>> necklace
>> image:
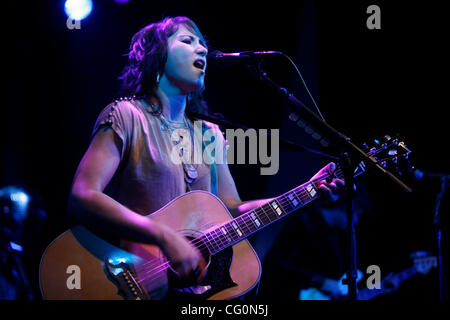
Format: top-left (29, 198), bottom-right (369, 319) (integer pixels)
top-left (145, 99), bottom-right (199, 185)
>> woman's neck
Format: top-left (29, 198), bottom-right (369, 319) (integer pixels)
top-left (155, 76), bottom-right (187, 123)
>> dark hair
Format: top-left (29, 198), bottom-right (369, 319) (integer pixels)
top-left (119, 16), bottom-right (209, 115)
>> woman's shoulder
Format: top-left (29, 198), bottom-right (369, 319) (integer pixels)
top-left (93, 96), bottom-right (150, 133)
top-left (102, 96), bottom-right (145, 115)
top-left (98, 96), bottom-right (151, 124)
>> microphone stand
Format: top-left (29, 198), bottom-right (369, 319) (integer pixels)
top-left (244, 60), bottom-right (412, 300)
top-left (433, 176), bottom-right (449, 300)
top-left (187, 111), bottom-right (338, 160)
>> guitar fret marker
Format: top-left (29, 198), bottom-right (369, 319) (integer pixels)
top-left (288, 194), bottom-right (299, 207)
top-left (271, 201), bottom-right (283, 216)
top-left (306, 184), bottom-right (317, 198)
top-left (220, 227), bottom-right (232, 243)
top-left (250, 212), bottom-right (261, 227)
top-left (232, 222), bottom-right (243, 237)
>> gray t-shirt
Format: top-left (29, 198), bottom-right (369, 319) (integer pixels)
top-left (92, 97), bottom-right (224, 216)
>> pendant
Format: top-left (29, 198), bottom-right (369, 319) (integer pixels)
top-left (183, 163), bottom-right (198, 184)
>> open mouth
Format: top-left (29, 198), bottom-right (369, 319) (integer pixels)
top-left (193, 59), bottom-right (206, 70)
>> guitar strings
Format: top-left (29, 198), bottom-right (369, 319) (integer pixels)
top-left (135, 180), bottom-right (333, 284)
top-left (139, 168), bottom-right (343, 270)
top-left (200, 145), bottom-right (383, 253)
top-left (133, 145), bottom-right (395, 284)
top-left (135, 170), bottom-right (334, 275)
top-left (136, 262), bottom-right (171, 284)
top-left (188, 167), bottom-right (345, 252)
top-left (140, 167), bottom-right (343, 270)
top-left (134, 168), bottom-right (346, 283)
top-left (136, 173), bottom-right (348, 284)
top-left (182, 167), bottom-right (343, 257)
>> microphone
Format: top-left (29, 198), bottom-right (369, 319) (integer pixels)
top-left (207, 50), bottom-right (283, 63)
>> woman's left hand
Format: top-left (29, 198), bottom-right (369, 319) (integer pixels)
top-left (310, 162), bottom-right (346, 202)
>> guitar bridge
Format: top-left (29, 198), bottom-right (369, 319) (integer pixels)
top-left (105, 259), bottom-right (149, 300)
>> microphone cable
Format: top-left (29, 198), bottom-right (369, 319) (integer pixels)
top-left (279, 52), bottom-right (326, 123)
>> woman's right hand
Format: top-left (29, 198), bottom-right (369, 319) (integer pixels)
top-left (158, 224), bottom-right (206, 286)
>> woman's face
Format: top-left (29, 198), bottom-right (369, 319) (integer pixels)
top-left (163, 24), bottom-right (208, 95)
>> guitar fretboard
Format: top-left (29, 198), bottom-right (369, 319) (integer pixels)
top-left (197, 176), bottom-right (332, 255)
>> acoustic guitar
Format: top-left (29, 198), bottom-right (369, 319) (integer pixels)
top-left (39, 136), bottom-right (411, 300)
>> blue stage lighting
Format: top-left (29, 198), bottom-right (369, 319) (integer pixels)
top-left (64, 0), bottom-right (93, 21)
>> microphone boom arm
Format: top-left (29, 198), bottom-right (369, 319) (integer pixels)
top-left (248, 62), bottom-right (413, 193)
top-left (245, 58), bottom-right (412, 302)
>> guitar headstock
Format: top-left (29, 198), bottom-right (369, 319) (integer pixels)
top-left (411, 251), bottom-right (437, 275)
top-left (354, 135), bottom-right (413, 178)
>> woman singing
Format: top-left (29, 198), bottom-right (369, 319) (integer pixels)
top-left (68, 16), bottom-right (345, 291)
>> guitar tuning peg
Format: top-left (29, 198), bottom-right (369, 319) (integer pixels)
top-left (398, 141), bottom-right (411, 154)
top-left (388, 149), bottom-right (398, 156)
top-left (384, 135), bottom-right (392, 142)
top-left (362, 143), bottom-right (369, 151)
top-left (374, 139), bottom-right (380, 146)
top-left (289, 112), bottom-right (299, 122)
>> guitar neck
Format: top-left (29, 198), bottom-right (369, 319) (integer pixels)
top-left (199, 177), bottom-right (327, 255)
top-left (394, 266), bottom-right (418, 283)
top-left (357, 266), bottom-right (418, 300)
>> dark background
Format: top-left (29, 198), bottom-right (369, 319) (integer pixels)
top-left (2, 0), bottom-right (448, 300)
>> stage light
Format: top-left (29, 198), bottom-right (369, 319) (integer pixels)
top-left (0, 186), bottom-right (31, 229)
top-left (10, 190), bottom-right (29, 208)
top-left (64, 0), bottom-right (93, 21)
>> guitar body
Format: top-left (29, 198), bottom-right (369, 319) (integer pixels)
top-left (39, 191), bottom-right (261, 300)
